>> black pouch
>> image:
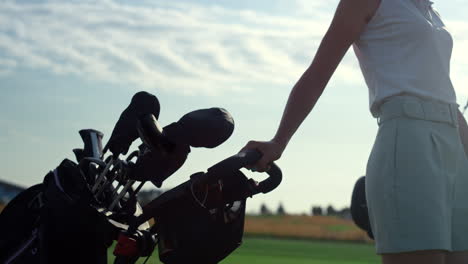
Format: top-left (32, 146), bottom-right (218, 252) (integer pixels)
top-left (156, 172), bottom-right (248, 264)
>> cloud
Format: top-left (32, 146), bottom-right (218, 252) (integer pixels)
top-left (0, 0), bottom-right (466, 97)
top-left (0, 0), bottom-right (351, 96)
top-left (293, 0), bottom-right (337, 17)
top-left (0, 57), bottom-right (17, 75)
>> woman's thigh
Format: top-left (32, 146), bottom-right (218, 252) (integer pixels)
top-left (445, 251), bottom-right (468, 264)
top-left (366, 117), bottom-right (454, 253)
top-left (382, 250), bottom-right (446, 264)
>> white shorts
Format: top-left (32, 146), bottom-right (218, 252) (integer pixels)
top-left (366, 95), bottom-right (468, 254)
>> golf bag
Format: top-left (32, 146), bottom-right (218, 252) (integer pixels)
top-left (0, 91), bottom-right (282, 264)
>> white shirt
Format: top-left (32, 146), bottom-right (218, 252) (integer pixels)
top-left (353, 0), bottom-right (456, 117)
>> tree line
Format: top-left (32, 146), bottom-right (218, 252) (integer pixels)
top-left (259, 203), bottom-right (351, 219)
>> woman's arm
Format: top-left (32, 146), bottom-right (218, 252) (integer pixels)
top-left (243, 0), bottom-right (380, 171)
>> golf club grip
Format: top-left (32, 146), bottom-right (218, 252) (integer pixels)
top-left (137, 114), bottom-right (174, 153)
top-left (206, 149), bottom-right (282, 194)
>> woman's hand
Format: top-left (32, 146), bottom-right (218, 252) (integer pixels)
top-left (241, 139), bottom-right (286, 172)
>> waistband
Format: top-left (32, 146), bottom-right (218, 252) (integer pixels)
top-left (376, 95), bottom-right (458, 127)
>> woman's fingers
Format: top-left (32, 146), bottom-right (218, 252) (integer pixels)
top-left (240, 140), bottom-right (260, 153)
top-left (254, 155), bottom-right (272, 172)
top-left (240, 140), bottom-right (281, 172)
top-left (240, 141), bottom-right (261, 170)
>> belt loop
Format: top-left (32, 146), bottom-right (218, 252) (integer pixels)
top-left (421, 99), bottom-right (428, 121)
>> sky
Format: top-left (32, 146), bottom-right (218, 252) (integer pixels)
top-left (1, 0), bottom-right (467, 214)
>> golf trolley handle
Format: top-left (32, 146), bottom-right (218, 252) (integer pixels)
top-left (206, 149), bottom-right (282, 195)
top-left (131, 150), bottom-right (282, 230)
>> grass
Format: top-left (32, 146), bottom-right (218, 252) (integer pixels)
top-left (244, 215), bottom-right (372, 242)
top-left (326, 224), bottom-right (356, 232)
top-left (223, 237), bottom-right (379, 264)
top-left (108, 237), bottom-right (380, 264)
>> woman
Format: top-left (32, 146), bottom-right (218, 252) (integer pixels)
top-left (242, 0), bottom-right (468, 263)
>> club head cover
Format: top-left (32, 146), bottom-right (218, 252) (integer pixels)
top-left (163, 108), bottom-right (234, 149)
top-left (129, 143), bottom-right (190, 187)
top-left (106, 91), bottom-right (161, 155)
top-left (350, 176), bottom-right (374, 240)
